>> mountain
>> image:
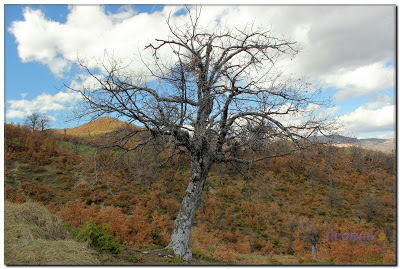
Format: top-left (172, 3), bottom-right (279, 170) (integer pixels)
top-left (54, 117), bottom-right (395, 153)
top-left (358, 138), bottom-right (395, 153)
top-left (53, 116), bottom-right (136, 137)
top-left (313, 135), bottom-right (395, 154)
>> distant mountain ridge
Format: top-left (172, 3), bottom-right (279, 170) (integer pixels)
top-left (315, 134), bottom-right (395, 154)
top-left (54, 117), bottom-right (395, 153)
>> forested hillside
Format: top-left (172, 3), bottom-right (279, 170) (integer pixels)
top-left (5, 120), bottom-right (396, 265)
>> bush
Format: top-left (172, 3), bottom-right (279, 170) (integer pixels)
top-left (151, 231), bottom-right (164, 247)
top-left (75, 220), bottom-right (121, 255)
top-left (130, 254), bottom-right (139, 263)
top-left (192, 249), bottom-right (205, 260)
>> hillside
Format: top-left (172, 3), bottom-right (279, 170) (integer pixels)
top-left (358, 138), bottom-right (395, 153)
top-left (56, 117), bottom-right (396, 153)
top-left (53, 116), bottom-right (137, 137)
top-left (5, 122), bottom-right (396, 265)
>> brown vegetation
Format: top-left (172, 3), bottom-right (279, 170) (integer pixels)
top-left (4, 121), bottom-right (396, 264)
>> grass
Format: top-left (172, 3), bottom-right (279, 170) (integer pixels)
top-left (57, 140), bottom-right (97, 156)
top-left (5, 239), bottom-right (100, 265)
top-left (5, 201), bottom-right (100, 265)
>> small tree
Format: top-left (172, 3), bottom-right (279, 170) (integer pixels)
top-left (37, 114), bottom-right (52, 131)
top-left (299, 220), bottom-right (321, 260)
top-left (69, 7), bottom-right (336, 262)
top-left (24, 113), bottom-right (51, 131)
top-left (326, 186), bottom-right (341, 209)
top-left (24, 113), bottom-right (41, 131)
top-left (358, 194), bottom-right (384, 223)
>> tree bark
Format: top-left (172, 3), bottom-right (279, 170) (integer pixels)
top-left (166, 155), bottom-right (212, 262)
top-left (311, 244), bottom-right (317, 260)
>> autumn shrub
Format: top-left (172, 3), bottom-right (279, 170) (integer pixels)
top-left (22, 183), bottom-right (53, 203)
top-left (382, 249), bottom-right (395, 264)
top-left (5, 186), bottom-right (17, 202)
top-left (60, 202), bottom-right (100, 227)
top-left (15, 192), bottom-right (27, 203)
top-left (214, 244), bottom-right (236, 263)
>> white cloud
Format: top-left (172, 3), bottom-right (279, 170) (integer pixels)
top-left (339, 100), bottom-right (395, 135)
top-left (7, 5), bottom-right (396, 136)
top-left (325, 62), bottom-right (395, 102)
top-left (6, 90), bottom-right (81, 119)
top-left (358, 131), bottom-right (395, 140)
top-left (374, 131), bottom-right (395, 139)
top-left (9, 5), bottom-right (181, 77)
top-left (6, 110), bottom-right (26, 119)
top-left (9, 6), bottom-right (395, 82)
top-left (107, 5), bottom-right (138, 23)
top-left (69, 74), bottom-right (105, 92)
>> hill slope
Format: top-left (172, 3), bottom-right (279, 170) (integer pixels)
top-left (53, 116), bottom-right (136, 137)
top-left (5, 123), bottom-right (396, 265)
top-left (59, 117), bottom-right (395, 153)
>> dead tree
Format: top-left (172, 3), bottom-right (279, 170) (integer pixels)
top-left (69, 7), bottom-right (336, 262)
top-left (299, 221), bottom-right (321, 260)
top-left (37, 114), bottom-right (52, 131)
top-left (24, 113), bottom-right (51, 131)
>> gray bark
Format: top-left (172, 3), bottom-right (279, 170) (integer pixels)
top-left (166, 154), bottom-right (212, 262)
top-left (311, 244), bottom-right (317, 260)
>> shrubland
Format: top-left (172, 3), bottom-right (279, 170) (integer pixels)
top-left (4, 121), bottom-right (396, 264)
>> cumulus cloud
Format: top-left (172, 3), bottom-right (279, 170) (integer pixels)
top-left (339, 99), bottom-right (395, 135)
top-left (9, 6), bottom-right (395, 82)
top-left (7, 5), bottom-right (395, 136)
top-left (6, 90), bottom-right (81, 119)
top-left (373, 131), bottom-right (396, 139)
top-left (8, 5), bottom-right (181, 77)
top-left (325, 62), bottom-right (395, 102)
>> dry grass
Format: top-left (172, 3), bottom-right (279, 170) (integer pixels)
top-left (5, 201), bottom-right (100, 265)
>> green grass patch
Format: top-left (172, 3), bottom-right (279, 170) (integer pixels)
top-left (57, 140), bottom-right (97, 156)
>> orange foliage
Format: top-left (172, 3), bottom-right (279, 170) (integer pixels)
top-left (4, 123), bottom-right (396, 264)
top-left (214, 244), bottom-right (236, 263)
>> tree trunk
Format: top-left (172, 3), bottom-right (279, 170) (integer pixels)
top-left (311, 244), bottom-right (317, 260)
top-left (166, 156), bottom-right (211, 262)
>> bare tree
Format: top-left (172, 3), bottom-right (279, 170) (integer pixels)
top-left (69, 8), bottom-right (336, 262)
top-left (326, 185), bottom-right (342, 211)
top-left (358, 194), bottom-right (384, 223)
top-left (24, 113), bottom-right (40, 131)
top-left (299, 221), bottom-right (321, 260)
top-left (24, 113), bottom-right (51, 131)
top-left (37, 114), bottom-right (52, 131)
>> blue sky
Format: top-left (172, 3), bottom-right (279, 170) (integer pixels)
top-left (4, 5), bottom-right (396, 138)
